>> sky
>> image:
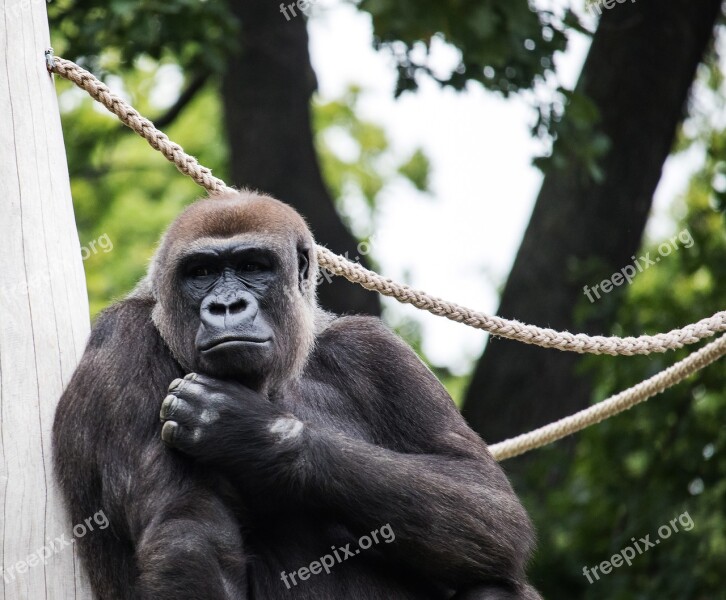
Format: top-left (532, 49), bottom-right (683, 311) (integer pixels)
top-left (306, 0), bottom-right (706, 373)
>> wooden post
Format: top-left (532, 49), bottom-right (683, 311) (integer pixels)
top-left (0, 0), bottom-right (93, 598)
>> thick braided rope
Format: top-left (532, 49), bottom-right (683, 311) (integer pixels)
top-left (51, 57), bottom-right (232, 194)
top-left (48, 55), bottom-right (726, 356)
top-left (489, 333), bottom-right (726, 460)
top-left (317, 248), bottom-right (726, 355)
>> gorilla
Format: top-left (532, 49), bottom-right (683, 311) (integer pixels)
top-left (53, 191), bottom-right (541, 600)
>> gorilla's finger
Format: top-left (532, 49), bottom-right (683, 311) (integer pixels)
top-left (167, 378), bottom-right (185, 393)
top-left (184, 372), bottom-right (218, 389)
top-left (167, 373), bottom-right (199, 394)
top-left (167, 380), bottom-right (209, 406)
top-left (161, 420), bottom-right (180, 445)
top-left (161, 420), bottom-right (201, 454)
top-left (186, 373), bottom-right (251, 399)
top-left (173, 374), bottom-right (233, 403)
top-left (160, 394), bottom-right (180, 421)
top-left (177, 372), bottom-right (214, 393)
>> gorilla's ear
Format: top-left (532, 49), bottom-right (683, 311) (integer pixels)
top-left (297, 246), bottom-right (311, 288)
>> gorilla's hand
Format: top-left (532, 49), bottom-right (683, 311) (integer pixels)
top-left (159, 373), bottom-right (308, 489)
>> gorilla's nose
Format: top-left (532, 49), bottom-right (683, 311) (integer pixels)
top-left (200, 291), bottom-right (258, 329)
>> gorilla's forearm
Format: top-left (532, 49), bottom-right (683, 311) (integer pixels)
top-left (160, 393), bottom-right (533, 589)
top-left (301, 428), bottom-right (535, 588)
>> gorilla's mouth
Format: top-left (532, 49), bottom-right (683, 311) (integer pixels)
top-left (199, 337), bottom-right (272, 352)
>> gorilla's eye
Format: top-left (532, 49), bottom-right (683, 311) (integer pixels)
top-left (240, 261), bottom-right (269, 273)
top-left (189, 266), bottom-right (214, 278)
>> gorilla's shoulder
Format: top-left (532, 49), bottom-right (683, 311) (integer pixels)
top-left (308, 315), bottom-right (451, 419)
top-left (87, 297), bottom-right (157, 351)
top-left (312, 314), bottom-right (421, 372)
top-left (317, 314), bottom-right (402, 347)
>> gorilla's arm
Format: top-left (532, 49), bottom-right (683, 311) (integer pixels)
top-left (303, 317), bottom-right (535, 589)
top-left (53, 299), bottom-right (247, 600)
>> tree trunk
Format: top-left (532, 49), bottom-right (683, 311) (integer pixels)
top-left (0, 2), bottom-right (93, 598)
top-left (222, 0), bottom-right (380, 316)
top-left (462, 0), bottom-right (723, 446)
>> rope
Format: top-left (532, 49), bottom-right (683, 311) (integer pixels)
top-left (50, 57), bottom-right (231, 194)
top-left (317, 248), bottom-right (726, 355)
top-left (47, 54), bottom-right (726, 459)
top-left (489, 333), bottom-right (726, 460)
top-left (48, 55), bottom-right (726, 356)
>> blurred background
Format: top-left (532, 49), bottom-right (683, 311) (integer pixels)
top-left (49, 0), bottom-right (726, 597)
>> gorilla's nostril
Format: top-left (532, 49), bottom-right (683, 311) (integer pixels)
top-left (208, 302), bottom-right (227, 317)
top-left (228, 298), bottom-right (247, 314)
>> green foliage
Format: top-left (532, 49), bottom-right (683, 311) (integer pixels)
top-left (50, 0), bottom-right (580, 104)
top-left (357, 0), bottom-right (573, 96)
top-left (533, 88), bottom-right (611, 181)
top-left (50, 0), bottom-right (597, 174)
top-left (521, 168), bottom-right (726, 598)
top-left (359, 0), bottom-right (607, 177)
top-left (48, 0), bottom-right (237, 74)
top-left (397, 149), bottom-right (431, 192)
top-left (313, 86), bottom-right (431, 235)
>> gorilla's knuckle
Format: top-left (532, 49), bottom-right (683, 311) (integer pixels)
top-left (190, 406), bottom-right (221, 431)
top-left (190, 427), bottom-right (205, 445)
top-left (269, 416), bottom-right (304, 442)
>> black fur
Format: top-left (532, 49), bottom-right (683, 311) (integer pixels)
top-left (53, 192), bottom-right (541, 599)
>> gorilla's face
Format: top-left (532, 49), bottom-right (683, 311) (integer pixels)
top-left (180, 241), bottom-right (279, 383)
top-left (151, 193), bottom-right (318, 391)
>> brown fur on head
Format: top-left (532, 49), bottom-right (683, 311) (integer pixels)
top-left (148, 190), bottom-right (319, 390)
